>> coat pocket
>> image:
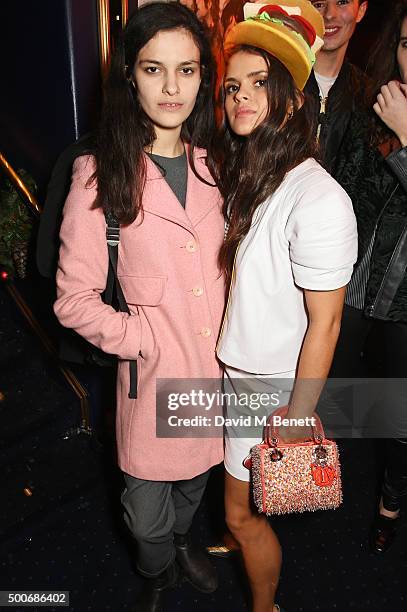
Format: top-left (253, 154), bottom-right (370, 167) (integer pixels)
top-left (118, 275), bottom-right (167, 306)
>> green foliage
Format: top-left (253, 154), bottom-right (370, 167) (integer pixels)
top-left (0, 169), bottom-right (36, 276)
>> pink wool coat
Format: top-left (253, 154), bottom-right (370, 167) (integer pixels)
top-left (54, 150), bottom-right (225, 480)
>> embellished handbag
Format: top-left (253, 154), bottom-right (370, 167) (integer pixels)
top-left (243, 406), bottom-right (342, 515)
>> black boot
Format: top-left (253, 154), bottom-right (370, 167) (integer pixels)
top-left (369, 513), bottom-right (400, 554)
top-left (174, 532), bottom-right (218, 593)
top-left (136, 562), bottom-right (179, 612)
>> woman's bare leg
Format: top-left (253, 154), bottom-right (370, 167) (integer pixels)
top-left (225, 472), bottom-right (281, 612)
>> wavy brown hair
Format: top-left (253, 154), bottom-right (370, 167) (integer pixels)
top-left (215, 46), bottom-right (318, 280)
top-left (92, 2), bottom-right (216, 225)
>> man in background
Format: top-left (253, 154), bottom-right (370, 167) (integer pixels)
top-left (305, 0), bottom-right (368, 173)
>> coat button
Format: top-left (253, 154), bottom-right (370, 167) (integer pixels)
top-left (200, 327), bottom-right (212, 338)
top-left (186, 240), bottom-right (197, 253)
top-left (192, 287), bottom-right (204, 297)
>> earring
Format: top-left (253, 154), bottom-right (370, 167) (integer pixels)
top-left (128, 77), bottom-right (136, 92)
top-left (287, 110), bottom-right (294, 120)
top-left (125, 64), bottom-right (135, 89)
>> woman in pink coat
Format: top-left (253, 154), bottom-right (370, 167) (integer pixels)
top-left (54, 3), bottom-right (224, 610)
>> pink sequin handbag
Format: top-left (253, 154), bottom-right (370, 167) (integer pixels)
top-left (243, 406), bottom-right (342, 515)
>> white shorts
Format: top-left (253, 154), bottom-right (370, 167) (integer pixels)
top-left (223, 365), bottom-right (295, 482)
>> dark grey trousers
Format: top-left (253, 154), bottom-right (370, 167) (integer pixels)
top-left (121, 469), bottom-right (210, 577)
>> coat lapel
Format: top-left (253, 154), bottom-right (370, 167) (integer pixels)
top-left (185, 150), bottom-right (221, 227)
top-left (142, 148), bottom-right (220, 233)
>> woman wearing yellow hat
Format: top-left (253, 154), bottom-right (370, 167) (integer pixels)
top-left (213, 2), bottom-right (358, 610)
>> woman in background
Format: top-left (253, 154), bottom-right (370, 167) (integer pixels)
top-left (332, 0), bottom-right (407, 554)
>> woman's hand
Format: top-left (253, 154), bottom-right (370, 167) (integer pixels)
top-left (278, 423), bottom-right (313, 442)
top-left (373, 80), bottom-right (407, 146)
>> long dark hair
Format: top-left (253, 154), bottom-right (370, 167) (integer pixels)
top-left (367, 0), bottom-right (407, 144)
top-left (216, 46), bottom-right (317, 280)
top-left (368, 0), bottom-right (407, 89)
top-left (92, 2), bottom-right (216, 224)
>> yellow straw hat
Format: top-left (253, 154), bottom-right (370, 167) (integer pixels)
top-left (224, 1), bottom-right (325, 90)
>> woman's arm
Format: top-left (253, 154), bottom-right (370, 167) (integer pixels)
top-left (281, 170), bottom-right (358, 441)
top-left (282, 287), bottom-right (345, 440)
top-left (54, 156), bottom-right (143, 360)
top-left (294, 286), bottom-right (345, 379)
top-left (36, 134), bottom-right (94, 278)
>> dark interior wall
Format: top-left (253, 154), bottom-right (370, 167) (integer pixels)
top-left (128, 0), bottom-right (139, 18)
top-left (0, 0), bottom-right (390, 196)
top-left (347, 0), bottom-right (388, 70)
top-left (1, 0), bottom-right (101, 195)
top-left (69, 1), bottom-right (101, 138)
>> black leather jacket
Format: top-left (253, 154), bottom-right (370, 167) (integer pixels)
top-left (305, 61), bottom-right (368, 173)
top-left (336, 112), bottom-right (407, 322)
top-left (365, 147), bottom-right (407, 320)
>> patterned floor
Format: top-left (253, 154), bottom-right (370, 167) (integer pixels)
top-left (1, 282), bottom-right (406, 612)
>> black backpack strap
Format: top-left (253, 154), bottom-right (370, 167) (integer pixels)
top-left (105, 211), bottom-right (138, 399)
top-left (105, 211), bottom-right (119, 306)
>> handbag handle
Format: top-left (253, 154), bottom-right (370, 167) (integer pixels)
top-left (264, 405), bottom-right (326, 447)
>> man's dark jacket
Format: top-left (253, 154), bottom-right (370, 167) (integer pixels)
top-left (305, 60), bottom-right (368, 174)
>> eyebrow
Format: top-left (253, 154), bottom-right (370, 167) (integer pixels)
top-left (138, 59), bottom-right (200, 66)
top-left (224, 70), bottom-right (268, 83)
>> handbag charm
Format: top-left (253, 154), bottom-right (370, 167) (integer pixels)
top-left (311, 441), bottom-right (337, 487)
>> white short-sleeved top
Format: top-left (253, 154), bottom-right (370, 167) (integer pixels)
top-left (216, 158), bottom-right (358, 374)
